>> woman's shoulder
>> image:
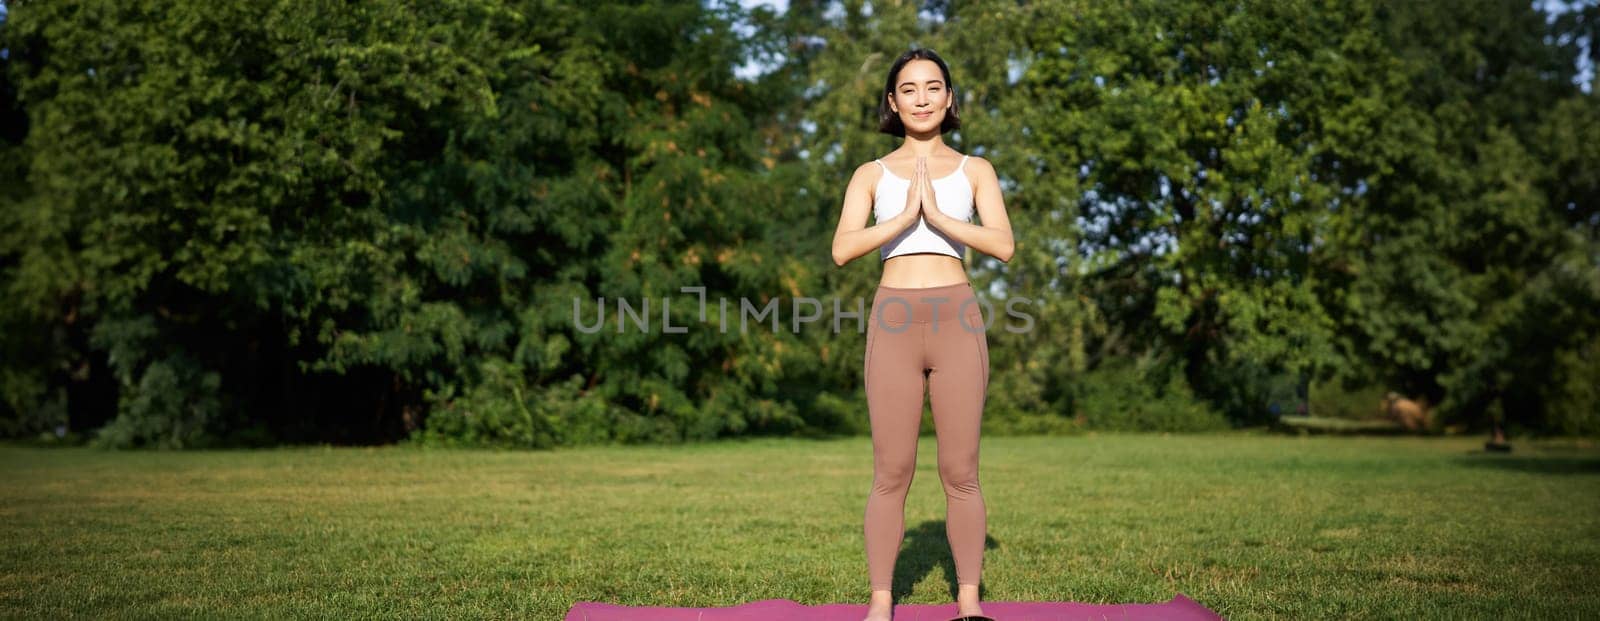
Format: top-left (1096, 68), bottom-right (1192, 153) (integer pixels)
top-left (849, 159), bottom-right (889, 199)
top-left (964, 153), bottom-right (994, 173)
top-left (855, 157), bottom-right (887, 171)
top-left (851, 158), bottom-right (888, 182)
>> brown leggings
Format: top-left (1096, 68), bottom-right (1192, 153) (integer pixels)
top-left (863, 281), bottom-right (990, 591)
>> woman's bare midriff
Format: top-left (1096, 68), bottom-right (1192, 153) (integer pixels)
top-left (880, 252), bottom-right (969, 288)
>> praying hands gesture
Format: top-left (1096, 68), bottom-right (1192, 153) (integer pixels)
top-left (915, 156), bottom-right (952, 230)
top-left (891, 156), bottom-right (927, 230)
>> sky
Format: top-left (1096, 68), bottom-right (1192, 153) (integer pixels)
top-left (734, 0), bottom-right (791, 81)
top-left (1540, 0), bottom-right (1597, 93)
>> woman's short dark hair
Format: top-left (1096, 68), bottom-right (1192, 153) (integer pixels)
top-left (877, 48), bottom-right (962, 137)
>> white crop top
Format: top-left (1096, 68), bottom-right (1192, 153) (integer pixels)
top-left (872, 155), bottom-right (975, 261)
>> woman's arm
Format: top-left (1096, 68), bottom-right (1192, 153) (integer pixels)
top-left (923, 156), bottom-right (1014, 263)
top-left (831, 163), bottom-right (919, 266)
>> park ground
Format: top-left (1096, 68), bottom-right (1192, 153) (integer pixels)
top-left (2, 432), bottom-right (1597, 619)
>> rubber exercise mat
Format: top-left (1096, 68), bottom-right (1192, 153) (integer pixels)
top-left (563, 594), bottom-right (1223, 620)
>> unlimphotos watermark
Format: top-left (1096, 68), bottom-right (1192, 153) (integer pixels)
top-left (573, 286), bottom-right (1037, 335)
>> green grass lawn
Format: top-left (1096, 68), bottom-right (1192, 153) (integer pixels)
top-left (2, 432), bottom-right (1597, 619)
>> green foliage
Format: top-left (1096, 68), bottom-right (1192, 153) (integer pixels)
top-left (989, 0), bottom-right (1598, 432)
top-left (1306, 1), bottom-right (1600, 436)
top-left (91, 353), bottom-right (223, 450)
top-left (0, 0), bottom-right (1595, 446)
top-left (1071, 355), bottom-right (1229, 432)
top-left (1542, 336), bottom-right (1600, 437)
top-left (1309, 379), bottom-right (1389, 421)
top-left (413, 362), bottom-right (633, 449)
top-left (993, 0), bottom-right (1353, 423)
top-left (0, 0), bottom-right (816, 446)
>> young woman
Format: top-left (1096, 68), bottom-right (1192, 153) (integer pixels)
top-left (830, 48), bottom-right (1014, 621)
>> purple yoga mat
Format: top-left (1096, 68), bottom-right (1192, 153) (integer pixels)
top-left (563, 595), bottom-right (1223, 621)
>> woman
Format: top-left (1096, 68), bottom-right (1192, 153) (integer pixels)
top-left (830, 48), bottom-right (1014, 621)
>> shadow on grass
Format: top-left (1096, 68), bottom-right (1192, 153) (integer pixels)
top-left (1453, 454), bottom-right (1600, 475)
top-left (888, 520), bottom-right (1001, 602)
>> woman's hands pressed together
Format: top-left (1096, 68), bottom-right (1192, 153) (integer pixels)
top-left (917, 156), bottom-right (950, 229)
top-left (893, 156), bottom-right (927, 230)
top-left (888, 154), bottom-right (961, 235)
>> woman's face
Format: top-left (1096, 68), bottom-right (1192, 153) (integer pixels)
top-left (888, 59), bottom-right (950, 133)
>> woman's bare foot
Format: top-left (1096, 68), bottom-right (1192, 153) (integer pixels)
top-left (863, 589), bottom-right (893, 621)
top-left (955, 583), bottom-right (984, 617)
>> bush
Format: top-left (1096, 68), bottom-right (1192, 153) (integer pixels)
top-left (1309, 378), bottom-right (1389, 420)
top-left (1072, 355), bottom-right (1230, 432)
top-left (1541, 340), bottom-right (1600, 436)
top-left (91, 354), bottom-right (223, 450)
top-left (412, 360), bottom-right (644, 449)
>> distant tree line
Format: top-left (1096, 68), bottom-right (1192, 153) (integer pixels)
top-left (0, 0), bottom-right (1595, 448)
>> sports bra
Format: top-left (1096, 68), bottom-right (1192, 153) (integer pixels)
top-left (872, 155), bottom-right (975, 261)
